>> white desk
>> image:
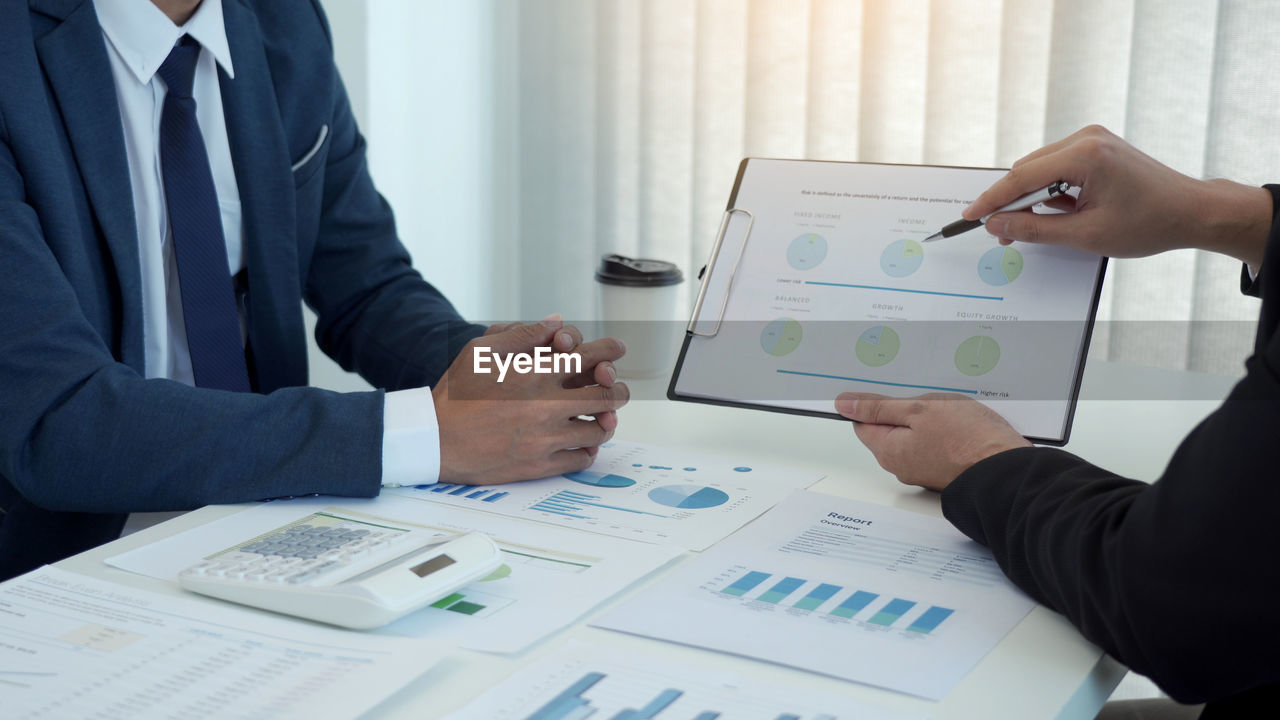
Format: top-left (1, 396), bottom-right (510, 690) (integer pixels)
top-left (56, 360), bottom-right (1237, 719)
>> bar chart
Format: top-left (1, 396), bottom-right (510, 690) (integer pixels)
top-left (415, 483), bottom-right (510, 503)
top-left (444, 642), bottom-right (921, 720)
top-left (594, 493), bottom-right (1039, 700)
top-left (530, 490), bottom-right (672, 520)
top-left (427, 586), bottom-right (514, 618)
top-left (712, 567), bottom-right (956, 636)
top-left (521, 671), bottom-right (840, 720)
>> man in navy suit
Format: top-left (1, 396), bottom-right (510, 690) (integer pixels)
top-left (0, 0), bottom-right (627, 579)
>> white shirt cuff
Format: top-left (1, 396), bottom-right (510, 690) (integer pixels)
top-left (381, 386), bottom-right (441, 487)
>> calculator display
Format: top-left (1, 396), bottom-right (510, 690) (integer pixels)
top-left (410, 554), bottom-right (456, 578)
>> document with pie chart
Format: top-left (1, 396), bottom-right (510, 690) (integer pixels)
top-left (671, 159), bottom-right (1107, 444)
top-left (388, 441), bottom-right (822, 551)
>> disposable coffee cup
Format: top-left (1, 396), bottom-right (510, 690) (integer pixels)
top-left (594, 254), bottom-right (685, 379)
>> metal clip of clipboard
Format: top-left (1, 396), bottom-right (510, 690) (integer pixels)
top-left (687, 208), bottom-right (755, 338)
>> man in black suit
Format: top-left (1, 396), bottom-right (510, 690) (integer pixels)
top-left (836, 125), bottom-right (1278, 718)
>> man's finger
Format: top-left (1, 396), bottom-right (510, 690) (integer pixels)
top-left (835, 393), bottom-right (922, 427)
top-left (479, 318), bottom-right (559, 354)
top-left (552, 323), bottom-right (584, 352)
top-left (852, 420), bottom-right (898, 453)
top-left (559, 416), bottom-right (612, 449)
top-left (562, 359), bottom-right (618, 390)
top-left (540, 448), bottom-right (595, 478)
top-left (560, 382), bottom-right (631, 417)
top-left (963, 150), bottom-right (1090, 221)
top-left (984, 208), bottom-right (1096, 248)
top-left (484, 321), bottom-right (522, 336)
top-left (565, 337), bottom-right (627, 378)
top-left (594, 409), bottom-right (618, 433)
top-left (1007, 125), bottom-right (1101, 170)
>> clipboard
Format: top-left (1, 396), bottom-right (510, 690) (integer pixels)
top-left (667, 158), bottom-right (1107, 446)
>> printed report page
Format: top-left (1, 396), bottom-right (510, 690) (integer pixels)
top-left (676, 159), bottom-right (1104, 442)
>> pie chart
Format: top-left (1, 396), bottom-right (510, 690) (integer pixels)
top-left (787, 233), bottom-right (828, 270)
top-left (760, 318), bottom-right (803, 357)
top-left (648, 484), bottom-right (730, 509)
top-left (978, 246), bottom-right (1024, 286)
top-left (564, 470), bottom-right (636, 488)
top-left (880, 239), bottom-right (924, 277)
top-left (954, 335), bottom-right (1001, 376)
top-left (855, 326), bottom-right (900, 367)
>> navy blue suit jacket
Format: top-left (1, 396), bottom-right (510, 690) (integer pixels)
top-left (0, 0), bottom-right (484, 579)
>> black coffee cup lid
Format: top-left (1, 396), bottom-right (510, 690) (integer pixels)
top-left (595, 254), bottom-right (684, 287)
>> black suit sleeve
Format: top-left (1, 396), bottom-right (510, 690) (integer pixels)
top-left (941, 215), bottom-right (1280, 704)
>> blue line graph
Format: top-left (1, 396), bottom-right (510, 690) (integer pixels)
top-left (805, 280), bottom-right (1003, 301)
top-left (776, 369), bottom-right (978, 394)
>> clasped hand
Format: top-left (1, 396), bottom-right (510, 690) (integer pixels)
top-left (432, 316), bottom-right (628, 485)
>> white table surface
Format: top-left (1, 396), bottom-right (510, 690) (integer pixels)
top-left (56, 360), bottom-right (1238, 719)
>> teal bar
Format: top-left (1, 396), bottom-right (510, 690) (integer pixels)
top-left (793, 583), bottom-right (842, 611)
top-left (907, 606), bottom-right (955, 634)
top-left (868, 598), bottom-right (916, 626)
top-left (526, 672), bottom-right (605, 720)
top-left (722, 571), bottom-right (771, 597)
top-left (830, 590), bottom-right (879, 619)
top-left (756, 576), bottom-right (805, 604)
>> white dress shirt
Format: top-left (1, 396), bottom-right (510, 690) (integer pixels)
top-left (93, 0), bottom-right (440, 486)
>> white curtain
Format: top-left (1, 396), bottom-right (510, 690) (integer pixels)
top-left (327, 0), bottom-right (1280, 381)
top-left (493, 0), bottom-right (1280, 376)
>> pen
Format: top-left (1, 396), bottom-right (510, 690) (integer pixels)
top-left (923, 180), bottom-right (1072, 242)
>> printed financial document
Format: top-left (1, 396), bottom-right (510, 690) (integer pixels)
top-left (389, 440), bottom-right (821, 550)
top-left (595, 491), bottom-right (1036, 700)
top-left (674, 159), bottom-right (1105, 443)
top-left (0, 567), bottom-right (450, 719)
top-left (444, 640), bottom-right (924, 720)
top-left (107, 495), bottom-right (681, 653)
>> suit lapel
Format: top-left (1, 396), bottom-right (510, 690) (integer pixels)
top-left (219, 0), bottom-right (304, 392)
top-left (32, 0), bottom-right (145, 371)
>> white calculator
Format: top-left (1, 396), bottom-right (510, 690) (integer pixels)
top-left (178, 513), bottom-right (502, 630)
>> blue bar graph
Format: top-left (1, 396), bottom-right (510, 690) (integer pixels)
top-left (868, 598), bottom-right (917, 627)
top-left (525, 672), bottom-right (605, 720)
top-left (830, 590), bottom-right (879, 619)
top-left (757, 577), bottom-right (806, 604)
top-left (906, 606), bottom-right (955, 634)
top-left (793, 583), bottom-right (842, 611)
top-left (609, 688), bottom-right (683, 720)
top-left (418, 484), bottom-right (509, 503)
top-left (722, 571), bottom-right (771, 597)
top-left (531, 490), bottom-right (670, 520)
top-left (520, 669), bottom-right (823, 720)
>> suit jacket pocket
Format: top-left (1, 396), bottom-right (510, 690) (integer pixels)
top-left (291, 124), bottom-right (330, 187)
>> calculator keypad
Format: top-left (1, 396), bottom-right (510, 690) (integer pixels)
top-left (180, 522), bottom-right (413, 585)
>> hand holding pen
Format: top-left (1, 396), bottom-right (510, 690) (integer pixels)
top-left (925, 181), bottom-right (1070, 242)
top-left (947, 125), bottom-right (1270, 266)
